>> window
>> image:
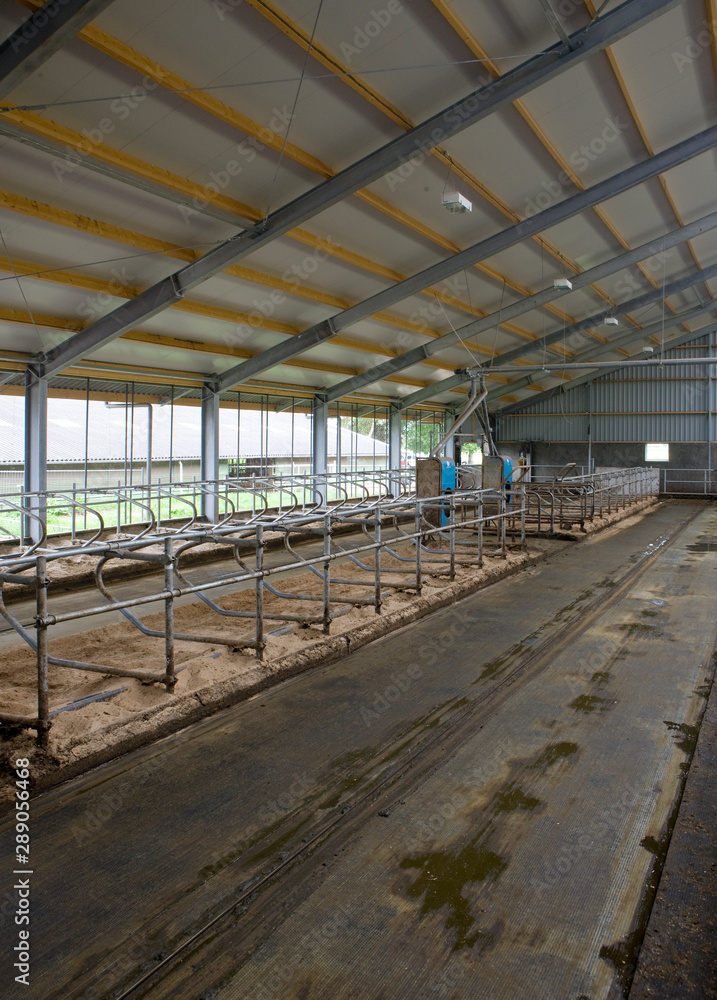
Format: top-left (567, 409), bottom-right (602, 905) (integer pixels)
top-left (645, 443), bottom-right (669, 462)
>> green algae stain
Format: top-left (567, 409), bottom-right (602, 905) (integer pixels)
top-left (400, 842), bottom-right (506, 951)
top-left (640, 609), bottom-right (659, 617)
top-left (530, 742), bottom-right (579, 771)
top-left (591, 670), bottom-right (610, 685)
top-left (570, 694), bottom-right (609, 714)
top-left (492, 782), bottom-right (540, 814)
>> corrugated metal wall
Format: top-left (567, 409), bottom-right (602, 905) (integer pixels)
top-left (497, 337), bottom-right (714, 443)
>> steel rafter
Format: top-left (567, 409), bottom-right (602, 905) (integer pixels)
top-left (0, 0), bottom-right (117, 99)
top-left (212, 120), bottom-right (717, 393)
top-left (491, 323), bottom-right (717, 417)
top-left (35, 0), bottom-right (681, 381)
top-left (489, 303), bottom-right (717, 410)
top-left (323, 210), bottom-right (717, 403)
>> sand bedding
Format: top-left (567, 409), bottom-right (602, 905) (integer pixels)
top-left (0, 498), bottom-right (657, 798)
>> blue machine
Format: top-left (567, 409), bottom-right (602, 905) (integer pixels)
top-left (502, 456), bottom-right (513, 505)
top-left (439, 458), bottom-right (456, 524)
top-left (439, 457), bottom-right (456, 492)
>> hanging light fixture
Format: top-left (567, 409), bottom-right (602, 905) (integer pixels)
top-left (442, 190), bottom-right (472, 213)
top-left (442, 158), bottom-right (472, 213)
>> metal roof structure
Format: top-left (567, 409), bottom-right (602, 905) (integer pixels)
top-left (0, 0), bottom-right (716, 413)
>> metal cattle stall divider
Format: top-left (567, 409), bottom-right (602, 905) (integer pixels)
top-left (0, 468), bottom-right (656, 745)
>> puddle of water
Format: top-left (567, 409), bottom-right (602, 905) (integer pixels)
top-left (686, 542), bottom-right (717, 552)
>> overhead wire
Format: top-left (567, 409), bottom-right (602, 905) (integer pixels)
top-left (263, 0), bottom-right (325, 220)
top-left (0, 228), bottom-right (42, 350)
top-left (0, 54), bottom-right (554, 115)
top-left (0, 239), bottom-right (234, 283)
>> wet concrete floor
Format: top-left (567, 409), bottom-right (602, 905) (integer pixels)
top-left (0, 501), bottom-right (715, 1000)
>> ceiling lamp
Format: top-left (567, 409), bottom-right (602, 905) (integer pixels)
top-left (603, 316), bottom-right (619, 327)
top-left (553, 277), bottom-right (572, 291)
top-left (442, 191), bottom-right (472, 213)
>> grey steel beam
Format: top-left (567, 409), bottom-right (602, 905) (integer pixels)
top-left (416, 299), bottom-right (717, 412)
top-left (0, 121), bottom-right (258, 230)
top-left (485, 259), bottom-right (717, 368)
top-left (324, 208), bottom-right (717, 402)
top-left (200, 384), bottom-right (220, 522)
top-left (312, 394), bottom-right (328, 475)
top-left (35, 0), bottom-right (681, 380)
top-left (399, 374), bottom-right (466, 409)
top-left (24, 367), bottom-right (47, 543)
top-left (490, 302), bottom-right (717, 411)
top-left (369, 224), bottom-right (717, 409)
top-left (328, 221), bottom-right (717, 401)
top-left (492, 324), bottom-right (717, 418)
top-left (215, 120), bottom-right (717, 393)
top-left (0, 0), bottom-right (117, 100)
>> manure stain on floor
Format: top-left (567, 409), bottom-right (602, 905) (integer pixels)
top-left (399, 739), bottom-right (579, 950)
top-left (618, 622), bottom-right (663, 637)
top-left (477, 643), bottom-right (527, 681)
top-left (530, 741), bottom-right (579, 771)
top-left (491, 782), bottom-right (541, 815)
top-left (570, 694), bottom-right (610, 714)
top-left (664, 720), bottom-right (699, 756)
top-left (400, 840), bottom-right (506, 952)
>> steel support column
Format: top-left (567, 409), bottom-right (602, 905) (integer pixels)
top-left (312, 394), bottom-right (328, 476)
top-left (709, 331), bottom-right (717, 482)
top-left (388, 404), bottom-right (402, 495)
top-left (24, 367), bottom-right (47, 543)
top-left (200, 384), bottom-right (220, 523)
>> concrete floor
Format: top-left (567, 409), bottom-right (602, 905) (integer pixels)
top-left (0, 500), bottom-right (715, 1000)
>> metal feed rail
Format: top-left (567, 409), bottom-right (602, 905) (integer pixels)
top-left (0, 469), bottom-right (656, 745)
